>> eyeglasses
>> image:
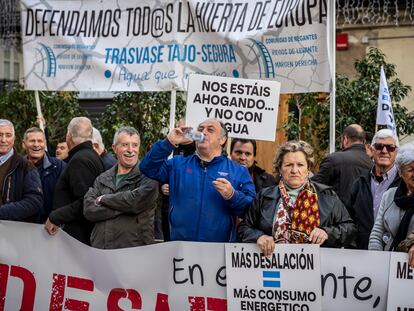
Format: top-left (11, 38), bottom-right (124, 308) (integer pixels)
top-left (373, 143), bottom-right (397, 152)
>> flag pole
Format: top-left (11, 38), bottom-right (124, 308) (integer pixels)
top-left (34, 91), bottom-right (45, 132)
top-left (328, 0), bottom-right (336, 154)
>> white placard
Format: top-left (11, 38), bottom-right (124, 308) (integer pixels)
top-left (320, 248), bottom-right (390, 311)
top-left (386, 252), bottom-right (414, 310)
top-left (0, 221), bottom-right (226, 310)
top-left (20, 0), bottom-right (330, 93)
top-left (225, 243), bottom-right (322, 311)
top-left (1, 221), bottom-right (408, 310)
top-left (186, 74), bottom-right (280, 141)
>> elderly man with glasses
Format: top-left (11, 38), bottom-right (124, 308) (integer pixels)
top-left (348, 129), bottom-right (400, 249)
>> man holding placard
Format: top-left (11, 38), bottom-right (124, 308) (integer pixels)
top-left (140, 118), bottom-right (255, 242)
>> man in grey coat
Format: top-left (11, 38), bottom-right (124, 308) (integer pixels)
top-left (84, 127), bottom-right (158, 249)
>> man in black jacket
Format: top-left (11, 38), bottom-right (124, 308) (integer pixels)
top-left (230, 138), bottom-right (276, 192)
top-left (349, 129), bottom-right (400, 249)
top-left (0, 119), bottom-right (43, 222)
top-left (45, 117), bottom-right (104, 245)
top-left (312, 124), bottom-right (373, 208)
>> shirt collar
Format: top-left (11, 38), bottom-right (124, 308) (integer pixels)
top-left (370, 164), bottom-right (398, 182)
top-left (0, 149), bottom-right (14, 166)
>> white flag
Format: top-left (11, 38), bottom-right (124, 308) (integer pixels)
top-left (376, 66), bottom-right (397, 133)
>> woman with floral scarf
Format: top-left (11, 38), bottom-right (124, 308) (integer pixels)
top-left (238, 140), bottom-right (356, 257)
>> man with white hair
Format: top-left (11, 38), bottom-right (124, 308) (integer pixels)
top-left (0, 119), bottom-right (43, 221)
top-left (349, 129), bottom-right (401, 249)
top-left (92, 127), bottom-right (116, 170)
top-left (84, 127), bottom-right (158, 249)
top-left (45, 117), bottom-right (105, 245)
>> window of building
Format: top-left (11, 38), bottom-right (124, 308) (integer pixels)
top-left (4, 61), bottom-right (10, 80)
top-left (4, 49), bottom-right (11, 60)
top-left (13, 62), bottom-right (19, 81)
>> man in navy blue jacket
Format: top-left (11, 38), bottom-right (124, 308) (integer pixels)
top-left (0, 119), bottom-right (43, 222)
top-left (22, 127), bottom-right (65, 223)
top-left (140, 118), bottom-right (255, 242)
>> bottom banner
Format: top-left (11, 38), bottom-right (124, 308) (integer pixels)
top-left (0, 221), bottom-right (409, 310)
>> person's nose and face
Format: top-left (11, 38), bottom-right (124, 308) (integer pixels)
top-left (230, 142), bottom-right (255, 169)
top-left (372, 137), bottom-right (398, 170)
top-left (280, 151), bottom-right (309, 189)
top-left (56, 142), bottom-right (69, 160)
top-left (23, 132), bottom-right (46, 164)
top-left (400, 162), bottom-right (414, 195)
top-left (0, 125), bottom-right (15, 156)
top-left (196, 119), bottom-right (225, 155)
top-left (113, 133), bottom-right (140, 172)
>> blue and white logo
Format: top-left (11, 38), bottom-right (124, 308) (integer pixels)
top-left (262, 271), bottom-right (281, 288)
top-left (234, 38), bottom-right (276, 79)
top-left (34, 43), bottom-right (57, 78)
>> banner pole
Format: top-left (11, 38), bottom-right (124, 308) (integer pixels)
top-left (34, 91), bottom-right (45, 132)
top-left (328, 0), bottom-right (336, 154)
top-left (169, 89), bottom-right (176, 132)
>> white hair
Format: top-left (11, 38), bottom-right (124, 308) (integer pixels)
top-left (372, 129), bottom-right (399, 147)
top-left (113, 126), bottom-right (140, 145)
top-left (395, 143), bottom-right (414, 171)
top-left (67, 117), bottom-right (92, 145)
top-left (0, 119), bottom-right (15, 136)
top-left (92, 127), bottom-right (105, 150)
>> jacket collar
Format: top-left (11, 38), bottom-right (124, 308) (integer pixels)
top-left (342, 143), bottom-right (366, 152)
top-left (194, 153), bottom-right (227, 166)
top-left (262, 181), bottom-right (333, 200)
top-left (0, 148), bottom-right (14, 165)
top-left (42, 153), bottom-right (52, 169)
top-left (99, 162), bottom-right (142, 189)
top-left (68, 141), bottom-right (94, 161)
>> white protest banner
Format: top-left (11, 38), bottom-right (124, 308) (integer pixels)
top-left (20, 0), bottom-right (330, 93)
top-left (1, 221), bottom-right (406, 310)
top-left (185, 75), bottom-right (280, 141)
top-left (386, 252), bottom-right (414, 310)
top-left (0, 221), bottom-right (226, 310)
top-left (225, 243), bottom-right (322, 311)
top-left (320, 248), bottom-right (390, 311)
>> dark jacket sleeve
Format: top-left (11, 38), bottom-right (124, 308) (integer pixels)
top-left (322, 192), bottom-right (357, 248)
top-left (348, 180), bottom-right (358, 220)
top-left (49, 158), bottom-right (99, 225)
top-left (238, 193), bottom-right (267, 243)
top-left (83, 179), bottom-right (121, 222)
top-left (99, 176), bottom-right (159, 214)
top-left (139, 139), bottom-right (173, 184)
top-left (312, 155), bottom-right (333, 186)
top-left (0, 168), bottom-right (43, 220)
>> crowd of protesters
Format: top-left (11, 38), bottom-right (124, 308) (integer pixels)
top-left (0, 117), bottom-right (413, 268)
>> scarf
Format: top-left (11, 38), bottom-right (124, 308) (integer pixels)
top-left (273, 180), bottom-right (320, 244)
top-left (390, 181), bottom-right (414, 251)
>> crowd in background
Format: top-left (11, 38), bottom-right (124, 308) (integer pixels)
top-left (0, 116), bottom-right (413, 268)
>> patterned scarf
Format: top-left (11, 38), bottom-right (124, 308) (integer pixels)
top-left (273, 180), bottom-right (320, 244)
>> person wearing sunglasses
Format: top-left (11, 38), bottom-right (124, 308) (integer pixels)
top-left (369, 143), bottom-right (414, 253)
top-left (349, 129), bottom-right (400, 249)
